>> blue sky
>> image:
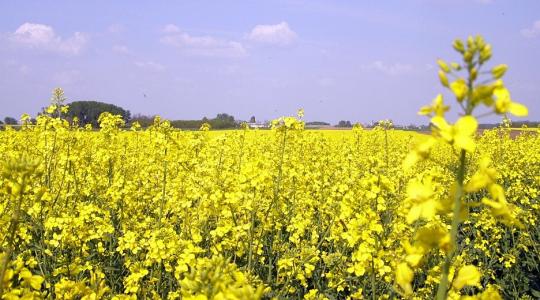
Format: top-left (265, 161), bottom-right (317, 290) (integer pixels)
top-left (1, 0), bottom-right (539, 124)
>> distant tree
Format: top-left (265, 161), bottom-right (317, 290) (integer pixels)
top-left (211, 113), bottom-right (237, 129)
top-left (130, 113), bottom-right (241, 130)
top-left (66, 101), bottom-right (130, 127)
top-left (130, 114), bottom-right (155, 127)
top-left (216, 113), bottom-right (234, 122)
top-left (336, 120), bottom-right (352, 128)
top-left (249, 116), bottom-right (256, 123)
top-left (4, 117), bottom-right (18, 125)
top-left (306, 121), bottom-right (330, 126)
top-left (170, 120), bottom-right (205, 129)
top-left (0, 120), bottom-right (3, 125)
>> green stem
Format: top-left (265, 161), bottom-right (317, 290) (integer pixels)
top-left (435, 150), bottom-right (467, 300)
top-left (371, 255), bottom-right (377, 300)
top-left (158, 148), bottom-right (168, 227)
top-left (384, 129), bottom-right (389, 170)
top-left (266, 129), bottom-right (288, 284)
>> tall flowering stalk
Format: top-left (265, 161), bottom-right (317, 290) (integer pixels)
top-left (397, 35), bottom-right (528, 299)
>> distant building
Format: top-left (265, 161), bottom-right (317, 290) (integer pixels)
top-left (247, 122), bottom-right (267, 129)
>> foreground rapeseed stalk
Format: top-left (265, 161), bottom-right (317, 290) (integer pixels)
top-left (398, 35), bottom-right (529, 299)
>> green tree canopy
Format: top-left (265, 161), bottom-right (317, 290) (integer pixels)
top-left (3, 117), bottom-right (18, 125)
top-left (66, 101), bottom-right (130, 127)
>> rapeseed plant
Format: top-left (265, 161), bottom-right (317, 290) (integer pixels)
top-left (0, 37), bottom-right (539, 299)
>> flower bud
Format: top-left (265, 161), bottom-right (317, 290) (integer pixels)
top-left (471, 68), bottom-right (478, 81)
top-left (451, 62), bottom-right (461, 71)
top-left (453, 39), bottom-right (465, 53)
top-left (491, 64), bottom-right (508, 79)
top-left (475, 35), bottom-right (485, 49)
top-left (480, 44), bottom-right (492, 64)
top-left (437, 59), bottom-right (451, 73)
top-left (438, 70), bottom-right (449, 87)
top-left (467, 36), bottom-right (475, 50)
top-left (464, 51), bottom-right (473, 63)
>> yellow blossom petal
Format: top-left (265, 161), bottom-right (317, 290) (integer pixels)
top-left (453, 265), bottom-right (481, 290)
top-left (396, 263), bottom-right (414, 295)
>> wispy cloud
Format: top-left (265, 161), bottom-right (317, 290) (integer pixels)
top-left (107, 23), bottom-right (125, 34)
top-left (362, 61), bottom-right (413, 76)
top-left (4, 60), bottom-right (31, 75)
top-left (248, 22), bottom-right (297, 46)
top-left (112, 45), bottom-right (130, 55)
top-left (521, 20), bottom-right (540, 38)
top-left (162, 24), bottom-right (181, 34)
top-left (134, 61), bottom-right (165, 71)
top-left (160, 24), bottom-right (246, 57)
top-left (52, 70), bottom-right (81, 85)
top-left (9, 23), bottom-right (87, 55)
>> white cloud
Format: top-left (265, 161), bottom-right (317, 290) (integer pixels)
top-left (108, 23), bottom-right (125, 34)
top-left (10, 23), bottom-right (87, 55)
top-left (476, 0), bottom-right (493, 4)
top-left (163, 24), bottom-right (181, 33)
top-left (160, 25), bottom-right (246, 57)
top-left (134, 61), bottom-right (165, 71)
top-left (3, 60), bottom-right (30, 75)
top-left (362, 61), bottom-right (413, 76)
top-left (521, 20), bottom-right (540, 38)
top-left (248, 22), bottom-right (297, 45)
top-left (112, 45), bottom-right (130, 55)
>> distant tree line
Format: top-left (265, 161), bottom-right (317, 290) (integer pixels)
top-left (336, 120), bottom-right (352, 127)
top-left (306, 121), bottom-right (330, 126)
top-left (65, 101), bottom-right (131, 127)
top-left (2, 117), bottom-right (18, 125)
top-left (3, 95), bottom-right (539, 131)
top-left (478, 121), bottom-right (540, 129)
top-left (132, 112), bottom-right (239, 129)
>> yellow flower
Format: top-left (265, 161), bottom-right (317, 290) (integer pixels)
top-left (450, 79), bottom-right (468, 102)
top-left (403, 242), bottom-right (425, 267)
top-left (418, 94), bottom-right (449, 117)
top-left (465, 156), bottom-right (498, 192)
top-left (396, 262), bottom-right (414, 295)
top-left (452, 265), bottom-right (481, 290)
top-left (46, 104), bottom-right (57, 114)
top-left (493, 86), bottom-right (528, 117)
top-left (431, 115), bottom-right (477, 153)
top-left (406, 179), bottom-right (437, 223)
top-left (403, 137), bottom-right (436, 169)
top-left (415, 225), bottom-right (450, 253)
top-left (481, 184), bottom-right (523, 228)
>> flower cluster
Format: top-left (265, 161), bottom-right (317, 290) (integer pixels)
top-left (0, 38), bottom-right (539, 299)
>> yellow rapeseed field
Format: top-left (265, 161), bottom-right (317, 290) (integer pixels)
top-left (1, 36), bottom-right (539, 299)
